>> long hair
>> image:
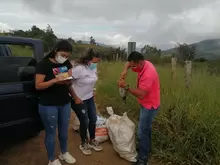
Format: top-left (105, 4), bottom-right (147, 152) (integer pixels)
top-left (75, 48), bottom-right (100, 66)
top-left (44, 39), bottom-right (72, 59)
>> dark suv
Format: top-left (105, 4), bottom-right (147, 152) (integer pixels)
top-left (0, 36), bottom-right (44, 150)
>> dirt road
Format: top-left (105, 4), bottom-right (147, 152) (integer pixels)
top-left (0, 113), bottom-right (159, 165)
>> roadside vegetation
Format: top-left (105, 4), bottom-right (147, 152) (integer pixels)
top-left (1, 25), bottom-right (220, 165)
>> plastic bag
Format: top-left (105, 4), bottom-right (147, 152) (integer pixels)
top-left (95, 115), bottom-right (109, 143)
top-left (119, 87), bottom-right (128, 104)
top-left (106, 106), bottom-right (137, 162)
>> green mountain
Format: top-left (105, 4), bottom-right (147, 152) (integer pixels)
top-left (162, 39), bottom-right (220, 60)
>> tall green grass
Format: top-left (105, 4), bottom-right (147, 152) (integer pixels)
top-left (9, 45), bottom-right (33, 56)
top-left (96, 62), bottom-right (220, 165)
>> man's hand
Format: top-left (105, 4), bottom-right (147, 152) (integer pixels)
top-left (120, 62), bottom-right (130, 80)
top-left (118, 79), bottom-right (126, 88)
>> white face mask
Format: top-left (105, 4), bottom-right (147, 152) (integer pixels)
top-left (55, 54), bottom-right (67, 64)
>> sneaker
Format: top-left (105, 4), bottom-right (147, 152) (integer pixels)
top-left (88, 139), bottom-right (103, 151)
top-left (48, 159), bottom-right (62, 165)
top-left (79, 143), bottom-right (92, 155)
top-left (58, 152), bottom-right (76, 164)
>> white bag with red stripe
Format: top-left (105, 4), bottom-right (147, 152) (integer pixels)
top-left (95, 115), bottom-right (109, 143)
top-left (72, 112), bottom-right (109, 143)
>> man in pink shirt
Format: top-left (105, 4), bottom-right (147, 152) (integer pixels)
top-left (118, 51), bottom-right (160, 165)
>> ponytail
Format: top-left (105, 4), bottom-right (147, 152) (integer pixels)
top-left (75, 48), bottom-right (100, 66)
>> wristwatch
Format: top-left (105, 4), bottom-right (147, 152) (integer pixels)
top-left (125, 85), bottom-right (130, 90)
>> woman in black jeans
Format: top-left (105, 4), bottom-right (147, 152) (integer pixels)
top-left (70, 48), bottom-right (102, 155)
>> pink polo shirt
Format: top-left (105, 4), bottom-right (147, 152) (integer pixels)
top-left (133, 60), bottom-right (160, 110)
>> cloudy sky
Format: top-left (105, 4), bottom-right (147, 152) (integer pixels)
top-left (0, 0), bottom-right (220, 49)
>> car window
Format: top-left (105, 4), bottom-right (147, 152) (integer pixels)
top-left (0, 44), bottom-right (36, 83)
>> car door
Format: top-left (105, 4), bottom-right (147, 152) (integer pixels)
top-left (0, 44), bottom-right (43, 145)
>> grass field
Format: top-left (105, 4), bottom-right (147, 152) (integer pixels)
top-left (96, 62), bottom-right (220, 165)
top-left (8, 45), bottom-right (33, 56)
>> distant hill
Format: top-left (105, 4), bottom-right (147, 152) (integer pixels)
top-left (82, 39), bottom-right (220, 61)
top-left (162, 39), bottom-right (220, 60)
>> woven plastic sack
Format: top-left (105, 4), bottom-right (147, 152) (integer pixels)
top-left (106, 107), bottom-right (137, 162)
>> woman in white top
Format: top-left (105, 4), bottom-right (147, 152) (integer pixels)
top-left (70, 48), bottom-right (102, 155)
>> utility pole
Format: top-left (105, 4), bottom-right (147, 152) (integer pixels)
top-left (127, 42), bottom-right (136, 57)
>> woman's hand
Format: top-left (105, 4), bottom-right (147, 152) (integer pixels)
top-left (53, 76), bottom-right (66, 83)
top-left (74, 97), bottom-right (83, 104)
top-left (93, 88), bottom-right (96, 100)
top-left (53, 75), bottom-right (71, 84)
top-left (56, 79), bottom-right (72, 85)
top-left (68, 69), bottom-right (72, 77)
top-left (36, 74), bottom-right (66, 90)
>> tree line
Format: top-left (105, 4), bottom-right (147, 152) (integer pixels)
top-left (140, 43), bottom-right (197, 65)
top-left (0, 24), bottom-right (200, 64)
top-left (0, 25), bottom-right (99, 52)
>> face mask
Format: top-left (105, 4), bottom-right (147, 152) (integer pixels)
top-left (89, 63), bottom-right (97, 70)
top-left (55, 54), bottom-right (67, 64)
top-left (131, 66), bottom-right (141, 72)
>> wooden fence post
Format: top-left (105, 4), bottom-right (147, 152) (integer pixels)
top-left (185, 60), bottom-right (192, 88)
top-left (171, 57), bottom-right (177, 79)
top-left (116, 53), bottom-right (119, 61)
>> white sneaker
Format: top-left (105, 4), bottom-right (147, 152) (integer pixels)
top-left (48, 159), bottom-right (62, 165)
top-left (88, 140), bottom-right (103, 151)
top-left (58, 152), bottom-right (76, 164)
top-left (79, 143), bottom-right (92, 155)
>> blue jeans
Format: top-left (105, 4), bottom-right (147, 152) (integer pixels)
top-left (137, 105), bottom-right (158, 164)
top-left (71, 97), bottom-right (97, 144)
top-left (38, 103), bottom-right (71, 161)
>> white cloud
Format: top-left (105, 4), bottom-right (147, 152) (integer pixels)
top-left (0, 22), bottom-right (12, 31)
top-left (0, 0), bottom-right (219, 49)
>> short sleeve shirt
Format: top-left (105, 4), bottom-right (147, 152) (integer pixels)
top-left (35, 58), bottom-right (72, 106)
top-left (71, 65), bottom-right (98, 101)
top-left (137, 61), bottom-right (160, 109)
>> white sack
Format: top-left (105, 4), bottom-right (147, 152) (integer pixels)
top-left (106, 107), bottom-right (137, 162)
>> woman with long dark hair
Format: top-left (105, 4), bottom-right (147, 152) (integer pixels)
top-left (70, 48), bottom-right (102, 155)
top-left (35, 40), bottom-right (80, 165)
